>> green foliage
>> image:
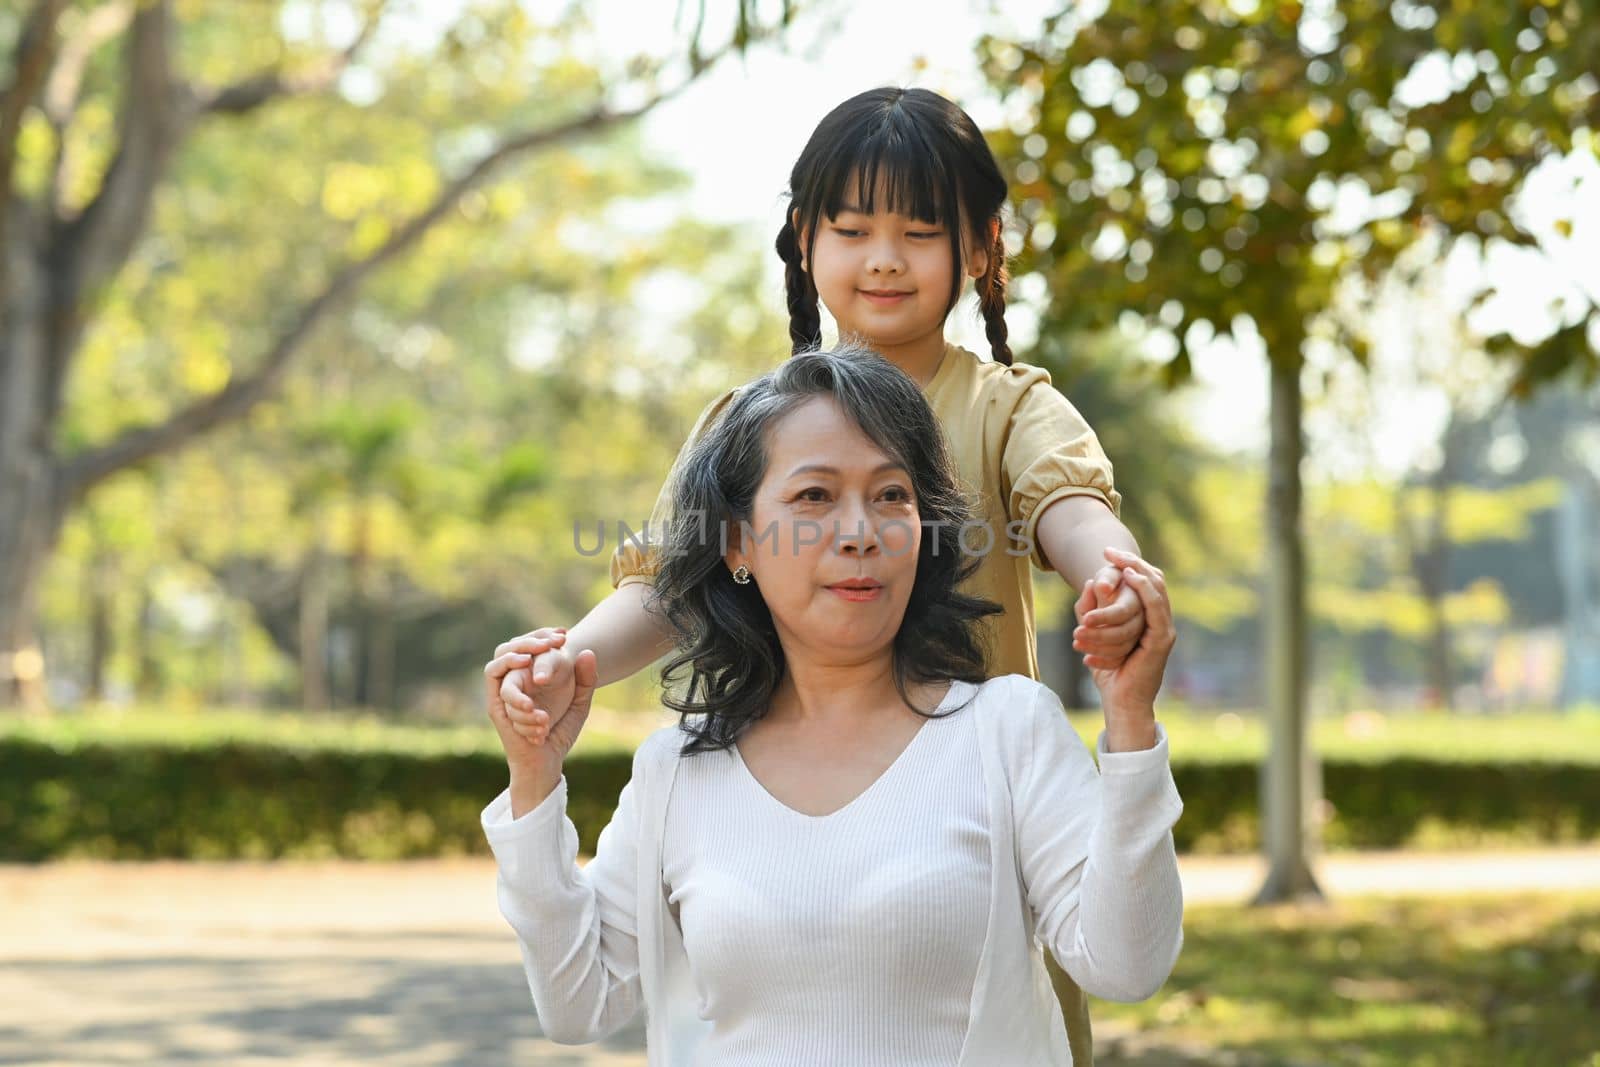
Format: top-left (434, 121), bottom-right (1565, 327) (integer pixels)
top-left (981, 0), bottom-right (1599, 385)
top-left (30, 4), bottom-right (793, 711)
top-left (0, 735), bottom-right (635, 862)
top-left (5, 706), bottom-right (1597, 860)
top-left (1094, 894), bottom-right (1600, 1066)
top-left (1029, 331), bottom-right (1212, 566)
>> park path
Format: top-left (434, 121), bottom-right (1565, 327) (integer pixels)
top-left (4, 848), bottom-right (1598, 1066)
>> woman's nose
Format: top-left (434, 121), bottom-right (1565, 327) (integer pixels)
top-left (837, 511), bottom-right (881, 555)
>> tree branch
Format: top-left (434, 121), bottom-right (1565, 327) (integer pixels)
top-left (52, 0), bottom-right (182, 308)
top-left (0, 0), bottom-right (70, 297)
top-left (198, 1), bottom-right (385, 116)
top-left (57, 61), bottom-right (718, 501)
top-left (42, 2), bottom-right (135, 123)
top-left (43, 1), bottom-right (136, 213)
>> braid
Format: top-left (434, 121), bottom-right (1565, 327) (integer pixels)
top-left (977, 222), bottom-right (1012, 366)
top-left (775, 218), bottom-right (822, 354)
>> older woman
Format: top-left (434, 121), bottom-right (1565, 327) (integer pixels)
top-left (479, 346), bottom-right (1183, 1066)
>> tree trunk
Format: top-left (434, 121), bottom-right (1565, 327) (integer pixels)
top-left (1422, 431), bottom-right (1456, 710)
top-left (1253, 355), bottom-right (1323, 904)
top-left (1395, 419), bottom-right (1459, 712)
top-left (1, 207), bottom-right (62, 711)
top-left (0, 375), bottom-right (60, 711)
top-left (352, 500), bottom-right (372, 708)
top-left (299, 543), bottom-right (329, 711)
top-left (367, 577), bottom-right (395, 714)
top-left (0, 492), bottom-right (60, 711)
top-left (84, 547), bottom-right (114, 702)
top-left (133, 581), bottom-right (159, 700)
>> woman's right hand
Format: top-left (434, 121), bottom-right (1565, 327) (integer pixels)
top-left (484, 632), bottom-right (599, 781)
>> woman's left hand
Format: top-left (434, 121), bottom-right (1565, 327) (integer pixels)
top-left (1086, 548), bottom-right (1177, 745)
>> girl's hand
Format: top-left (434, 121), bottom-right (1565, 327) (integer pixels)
top-left (485, 635), bottom-right (599, 779)
top-left (494, 627), bottom-right (578, 743)
top-left (1073, 560), bottom-right (1149, 670)
top-left (1086, 548), bottom-right (1176, 733)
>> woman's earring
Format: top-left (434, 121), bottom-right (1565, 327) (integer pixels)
top-left (732, 565), bottom-right (752, 585)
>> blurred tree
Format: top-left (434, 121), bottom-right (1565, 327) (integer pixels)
top-left (982, 0), bottom-right (1598, 900)
top-left (1029, 328), bottom-right (1212, 708)
top-left (0, 0), bottom-right (802, 708)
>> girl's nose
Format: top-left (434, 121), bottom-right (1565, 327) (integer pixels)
top-left (865, 240), bottom-right (905, 275)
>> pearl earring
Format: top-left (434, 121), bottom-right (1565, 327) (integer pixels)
top-left (732, 565), bottom-right (752, 585)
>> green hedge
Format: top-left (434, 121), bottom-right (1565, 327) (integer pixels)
top-left (2, 736), bottom-right (1596, 860)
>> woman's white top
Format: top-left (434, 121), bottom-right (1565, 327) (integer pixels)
top-left (662, 680), bottom-right (989, 1064)
top-left (481, 674), bottom-right (1185, 1066)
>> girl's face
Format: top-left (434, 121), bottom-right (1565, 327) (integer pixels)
top-left (798, 184), bottom-right (989, 351)
top-left (725, 396), bottom-right (922, 662)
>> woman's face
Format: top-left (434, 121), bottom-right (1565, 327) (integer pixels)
top-left (726, 396), bottom-right (922, 661)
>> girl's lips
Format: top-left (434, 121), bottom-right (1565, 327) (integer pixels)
top-left (860, 290), bottom-right (911, 305)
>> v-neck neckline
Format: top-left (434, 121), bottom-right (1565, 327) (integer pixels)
top-left (729, 680), bottom-right (971, 821)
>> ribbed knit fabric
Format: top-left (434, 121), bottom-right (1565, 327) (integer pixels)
top-left (661, 682), bottom-right (988, 1064)
top-left (481, 674), bottom-right (1185, 1065)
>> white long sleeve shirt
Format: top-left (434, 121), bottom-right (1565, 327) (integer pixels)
top-left (481, 674), bottom-right (1185, 1066)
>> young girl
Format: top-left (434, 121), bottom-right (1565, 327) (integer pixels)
top-left (501, 87), bottom-right (1154, 1065)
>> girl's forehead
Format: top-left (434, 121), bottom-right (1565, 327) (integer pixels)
top-left (824, 166), bottom-right (950, 224)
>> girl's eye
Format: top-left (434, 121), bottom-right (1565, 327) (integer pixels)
top-left (908, 231), bottom-right (942, 239)
top-left (832, 228), bottom-right (863, 238)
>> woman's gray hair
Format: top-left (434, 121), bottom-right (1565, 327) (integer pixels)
top-left (647, 343), bottom-right (999, 754)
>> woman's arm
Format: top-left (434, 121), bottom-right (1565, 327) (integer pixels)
top-left (1012, 681), bottom-right (1184, 1002)
top-left (1015, 553), bottom-right (1184, 1000)
top-left (482, 644), bottom-right (649, 1044)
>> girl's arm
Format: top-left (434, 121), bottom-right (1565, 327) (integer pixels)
top-left (1035, 494), bottom-right (1141, 592)
top-left (999, 371), bottom-right (1145, 667)
top-left (566, 582), bottom-right (676, 688)
top-left (1036, 495), bottom-right (1148, 671)
top-left (505, 387), bottom-right (743, 713)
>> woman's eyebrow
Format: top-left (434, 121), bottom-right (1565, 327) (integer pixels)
top-left (786, 461), bottom-right (908, 478)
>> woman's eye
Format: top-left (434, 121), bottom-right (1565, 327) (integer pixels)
top-left (881, 487), bottom-right (912, 502)
top-left (796, 488), bottom-right (829, 502)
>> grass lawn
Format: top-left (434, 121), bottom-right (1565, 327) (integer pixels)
top-left (1094, 893), bottom-right (1600, 1066)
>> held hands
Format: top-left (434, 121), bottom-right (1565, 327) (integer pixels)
top-left (483, 628), bottom-right (599, 779)
top-left (1072, 555), bottom-right (1150, 671)
top-left (498, 625), bottom-right (578, 731)
top-left (1081, 549), bottom-right (1177, 745)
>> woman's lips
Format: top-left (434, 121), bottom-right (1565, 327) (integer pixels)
top-left (828, 584), bottom-right (884, 602)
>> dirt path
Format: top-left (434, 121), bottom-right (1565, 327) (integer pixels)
top-left (4, 848), bottom-right (1597, 1066)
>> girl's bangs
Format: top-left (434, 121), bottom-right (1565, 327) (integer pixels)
top-left (815, 126), bottom-right (958, 228)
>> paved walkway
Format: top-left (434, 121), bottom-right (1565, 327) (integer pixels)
top-left (3, 848), bottom-right (1598, 1066)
